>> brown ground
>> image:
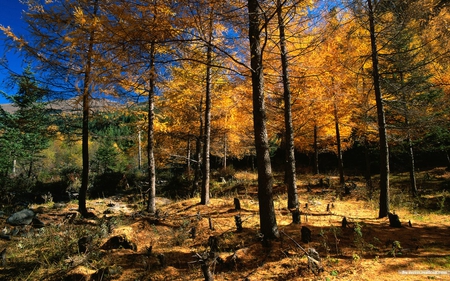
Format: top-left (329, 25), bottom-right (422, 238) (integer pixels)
top-left (1, 170), bottom-right (450, 280)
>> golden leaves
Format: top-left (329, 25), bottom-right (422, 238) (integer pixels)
top-left (0, 25), bottom-right (27, 49)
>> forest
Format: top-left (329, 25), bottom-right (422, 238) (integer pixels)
top-left (1, 0), bottom-right (450, 280)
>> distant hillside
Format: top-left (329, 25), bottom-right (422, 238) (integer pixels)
top-left (0, 97), bottom-right (124, 114)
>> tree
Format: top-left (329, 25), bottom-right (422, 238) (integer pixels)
top-left (248, 0), bottom-right (279, 240)
top-left (367, 0), bottom-right (390, 218)
top-left (377, 0), bottom-right (445, 197)
top-left (1, 0), bottom-right (119, 217)
top-left (276, 0), bottom-right (299, 212)
top-left (0, 67), bottom-right (51, 179)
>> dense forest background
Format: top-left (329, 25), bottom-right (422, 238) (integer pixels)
top-left (1, 0), bottom-right (450, 234)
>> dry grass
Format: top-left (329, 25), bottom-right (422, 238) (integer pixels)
top-left (1, 170), bottom-right (450, 280)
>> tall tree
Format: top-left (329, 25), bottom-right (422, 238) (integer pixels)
top-left (147, 40), bottom-right (157, 213)
top-left (200, 8), bottom-right (214, 205)
top-left (0, 67), bottom-right (51, 179)
top-left (378, 0), bottom-right (444, 197)
top-left (248, 0), bottom-right (279, 239)
top-left (367, 0), bottom-right (390, 218)
top-left (276, 0), bottom-right (299, 212)
top-left (1, 0), bottom-right (116, 217)
top-left (79, 0), bottom-right (99, 217)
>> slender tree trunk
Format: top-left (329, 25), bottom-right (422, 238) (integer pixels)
top-left (368, 0), bottom-right (390, 218)
top-left (400, 73), bottom-right (418, 197)
top-left (147, 41), bottom-right (156, 213)
top-left (27, 159), bottom-right (33, 179)
top-left (334, 101), bottom-right (345, 185)
top-left (138, 130), bottom-right (142, 170)
top-left (277, 0), bottom-right (298, 211)
top-left (187, 137), bottom-right (192, 175)
top-left (201, 16), bottom-right (213, 205)
top-left (407, 135), bottom-right (417, 197)
top-left (364, 137), bottom-right (373, 196)
top-left (79, 0), bottom-right (98, 217)
top-left (248, 0), bottom-right (279, 239)
top-left (191, 98), bottom-right (203, 197)
top-left (313, 124), bottom-right (319, 175)
top-left (223, 133), bottom-right (227, 170)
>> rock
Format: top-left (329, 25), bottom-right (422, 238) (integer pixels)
top-left (6, 209), bottom-right (35, 226)
top-left (101, 235), bottom-right (137, 251)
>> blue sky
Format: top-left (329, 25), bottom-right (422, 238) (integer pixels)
top-left (0, 0), bottom-right (28, 104)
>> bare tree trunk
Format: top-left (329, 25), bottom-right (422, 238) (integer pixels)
top-left (313, 124), bottom-right (319, 175)
top-left (277, 0), bottom-right (298, 211)
top-left (407, 134), bottom-right (417, 197)
top-left (187, 137), bottom-right (192, 175)
top-left (364, 137), bottom-right (373, 196)
top-left (223, 133), bottom-right (227, 170)
top-left (79, 0), bottom-right (99, 217)
top-left (191, 98), bottom-right (203, 197)
top-left (147, 41), bottom-right (156, 214)
top-left (368, 0), bottom-right (390, 218)
top-left (400, 72), bottom-right (418, 197)
top-left (201, 16), bottom-right (213, 205)
top-left (334, 101), bottom-right (345, 185)
top-left (138, 130), bottom-right (142, 170)
top-left (248, 0), bottom-right (279, 240)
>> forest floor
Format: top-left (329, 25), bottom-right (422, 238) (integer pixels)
top-left (1, 168), bottom-right (450, 280)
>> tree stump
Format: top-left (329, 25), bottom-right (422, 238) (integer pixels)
top-left (292, 208), bottom-right (301, 224)
top-left (157, 253), bottom-right (166, 267)
top-left (388, 212), bottom-right (401, 228)
top-left (307, 248), bottom-right (323, 275)
top-left (197, 252), bottom-right (215, 281)
top-left (201, 262), bottom-right (214, 281)
top-left (342, 217), bottom-right (347, 228)
top-left (234, 215), bottom-right (243, 232)
top-left (78, 236), bottom-right (92, 254)
top-left (301, 226), bottom-right (311, 243)
top-left (234, 198), bottom-right (241, 211)
top-left (190, 227), bottom-right (196, 239)
top-left (209, 217), bottom-right (215, 231)
top-left (208, 236), bottom-right (219, 253)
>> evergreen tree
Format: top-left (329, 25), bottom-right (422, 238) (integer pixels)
top-left (0, 67), bottom-right (51, 179)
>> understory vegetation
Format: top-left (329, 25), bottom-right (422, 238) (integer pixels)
top-left (1, 169), bottom-right (450, 281)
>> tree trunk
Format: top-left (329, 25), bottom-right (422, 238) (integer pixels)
top-left (147, 41), bottom-right (156, 214)
top-left (401, 73), bottom-right (418, 197)
top-left (368, 0), bottom-right (390, 218)
top-left (138, 130), bottom-right (142, 170)
top-left (407, 135), bottom-right (418, 197)
top-left (334, 101), bottom-right (345, 185)
top-left (201, 16), bottom-right (213, 205)
top-left (187, 137), bottom-right (191, 175)
top-left (223, 133), bottom-right (227, 170)
top-left (313, 124), bottom-right (319, 175)
top-left (79, 0), bottom-right (99, 217)
top-left (248, 0), bottom-right (279, 240)
top-left (277, 0), bottom-right (298, 211)
top-left (364, 137), bottom-right (373, 197)
top-left (191, 98), bottom-right (203, 197)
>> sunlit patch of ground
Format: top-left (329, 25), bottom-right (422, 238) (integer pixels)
top-left (1, 171), bottom-right (450, 280)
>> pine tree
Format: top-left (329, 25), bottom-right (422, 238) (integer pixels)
top-left (0, 67), bottom-right (51, 179)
